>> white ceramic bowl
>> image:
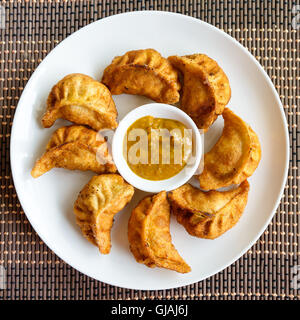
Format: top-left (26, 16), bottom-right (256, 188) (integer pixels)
top-left (112, 103), bottom-right (202, 193)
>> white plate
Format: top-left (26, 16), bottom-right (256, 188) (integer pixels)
top-left (10, 11), bottom-right (289, 290)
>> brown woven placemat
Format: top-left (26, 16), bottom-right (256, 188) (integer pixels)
top-left (0, 0), bottom-right (299, 300)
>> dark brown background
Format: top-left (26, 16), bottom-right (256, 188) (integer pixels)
top-left (0, 0), bottom-right (299, 300)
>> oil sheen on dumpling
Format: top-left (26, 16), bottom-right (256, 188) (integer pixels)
top-left (168, 180), bottom-right (249, 239)
top-left (168, 54), bottom-right (231, 131)
top-left (102, 49), bottom-right (181, 104)
top-left (31, 125), bottom-right (116, 178)
top-left (198, 108), bottom-right (261, 190)
top-left (42, 73), bottom-right (118, 130)
top-left (74, 174), bottom-right (134, 254)
top-left (128, 191), bottom-right (191, 273)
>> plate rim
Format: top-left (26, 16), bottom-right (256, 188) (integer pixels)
top-left (10, 10), bottom-right (289, 290)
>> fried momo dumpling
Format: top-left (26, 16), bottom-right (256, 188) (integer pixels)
top-left (102, 49), bottom-right (181, 104)
top-left (128, 191), bottom-right (191, 273)
top-left (198, 108), bottom-right (261, 190)
top-left (31, 125), bottom-right (116, 178)
top-left (169, 180), bottom-right (249, 239)
top-left (168, 54), bottom-right (231, 130)
top-left (74, 174), bottom-right (134, 254)
top-left (42, 73), bottom-right (118, 130)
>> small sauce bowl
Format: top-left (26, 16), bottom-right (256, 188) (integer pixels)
top-left (112, 103), bottom-right (202, 193)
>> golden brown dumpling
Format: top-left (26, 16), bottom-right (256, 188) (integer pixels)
top-left (102, 49), bottom-right (181, 104)
top-left (128, 191), bottom-right (191, 273)
top-left (74, 174), bottom-right (134, 254)
top-left (168, 54), bottom-right (231, 131)
top-left (31, 125), bottom-right (116, 178)
top-left (198, 108), bottom-right (261, 190)
top-left (42, 73), bottom-right (118, 130)
top-left (168, 180), bottom-right (250, 239)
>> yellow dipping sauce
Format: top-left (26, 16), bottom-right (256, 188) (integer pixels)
top-left (124, 116), bottom-right (193, 180)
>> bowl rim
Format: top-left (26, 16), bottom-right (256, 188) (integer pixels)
top-left (112, 103), bottom-right (202, 193)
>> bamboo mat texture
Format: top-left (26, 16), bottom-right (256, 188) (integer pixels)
top-left (0, 0), bottom-right (299, 300)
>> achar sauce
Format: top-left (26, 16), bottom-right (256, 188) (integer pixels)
top-left (124, 116), bottom-right (193, 180)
